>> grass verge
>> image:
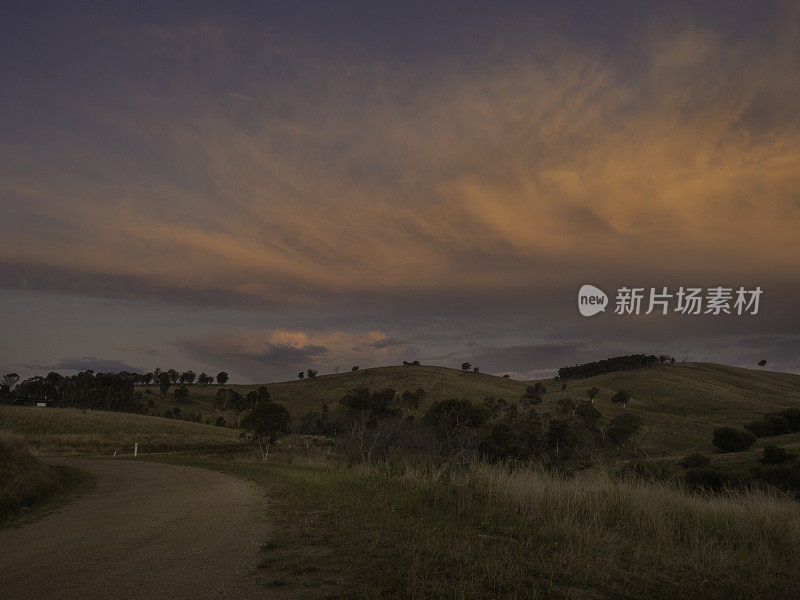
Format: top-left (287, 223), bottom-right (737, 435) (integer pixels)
top-left (147, 451), bottom-right (800, 600)
top-left (0, 432), bottom-right (93, 529)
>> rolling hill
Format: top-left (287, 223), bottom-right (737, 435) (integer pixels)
top-left (141, 362), bottom-right (800, 456)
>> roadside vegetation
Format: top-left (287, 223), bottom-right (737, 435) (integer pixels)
top-left (0, 432), bottom-right (91, 528)
top-left (157, 446), bottom-right (800, 600)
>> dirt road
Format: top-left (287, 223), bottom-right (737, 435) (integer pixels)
top-left (0, 459), bottom-right (268, 599)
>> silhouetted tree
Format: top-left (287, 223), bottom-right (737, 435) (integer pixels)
top-left (216, 371), bottom-right (229, 386)
top-left (173, 385), bottom-right (189, 403)
top-left (306, 369), bottom-right (317, 380)
top-left (158, 373), bottom-right (171, 399)
top-left (461, 362), bottom-right (471, 372)
top-left (758, 360), bottom-right (767, 368)
top-left (242, 397), bottom-right (291, 462)
top-left (298, 371), bottom-right (305, 380)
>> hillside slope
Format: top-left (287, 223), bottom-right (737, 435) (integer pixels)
top-left (143, 365), bottom-right (527, 421)
top-left (533, 363), bottom-right (800, 454)
top-left (140, 362), bottom-right (800, 456)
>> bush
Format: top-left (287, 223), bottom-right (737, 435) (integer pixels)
top-left (751, 462), bottom-right (800, 493)
top-left (712, 427), bottom-right (756, 452)
top-left (760, 445), bottom-right (796, 465)
top-left (685, 466), bottom-right (749, 491)
top-left (679, 452), bottom-right (710, 469)
top-left (778, 407), bottom-right (800, 432)
top-left (606, 413), bottom-right (642, 445)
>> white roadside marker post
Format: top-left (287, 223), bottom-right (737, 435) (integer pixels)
top-left (134, 442), bottom-right (138, 457)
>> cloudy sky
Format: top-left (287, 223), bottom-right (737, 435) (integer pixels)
top-left (2, 1), bottom-right (799, 382)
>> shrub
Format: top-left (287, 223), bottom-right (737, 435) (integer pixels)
top-left (610, 390), bottom-right (631, 406)
top-left (751, 461), bottom-right (800, 494)
top-left (760, 445), bottom-right (796, 465)
top-left (744, 419), bottom-right (772, 437)
top-left (778, 407), bottom-right (800, 432)
top-left (685, 466), bottom-right (749, 491)
top-left (764, 414), bottom-right (791, 435)
top-left (712, 427), bottom-right (756, 452)
top-left (679, 452), bottom-right (710, 469)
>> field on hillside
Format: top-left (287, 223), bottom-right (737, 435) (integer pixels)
top-left (140, 362), bottom-right (800, 457)
top-left (530, 363), bottom-right (800, 454)
top-left (0, 406), bottom-right (250, 456)
top-left (150, 451), bottom-right (800, 600)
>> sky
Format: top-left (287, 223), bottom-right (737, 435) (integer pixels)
top-left (1, 1), bottom-right (799, 382)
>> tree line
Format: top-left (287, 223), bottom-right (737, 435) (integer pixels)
top-left (293, 384), bottom-right (642, 468)
top-left (556, 354), bottom-right (674, 381)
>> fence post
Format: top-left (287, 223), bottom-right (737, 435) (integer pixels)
top-left (134, 442), bottom-right (138, 457)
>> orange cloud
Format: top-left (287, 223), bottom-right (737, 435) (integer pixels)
top-left (2, 8), bottom-right (799, 306)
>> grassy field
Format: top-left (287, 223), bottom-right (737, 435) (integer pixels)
top-left (0, 432), bottom-right (91, 528)
top-left (536, 363), bottom-right (800, 454)
top-left (150, 450), bottom-right (800, 599)
top-left (141, 362), bottom-right (800, 456)
top-left (0, 406), bottom-right (250, 456)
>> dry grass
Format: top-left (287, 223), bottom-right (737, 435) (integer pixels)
top-left (153, 451), bottom-right (800, 599)
top-left (0, 406), bottom-right (250, 456)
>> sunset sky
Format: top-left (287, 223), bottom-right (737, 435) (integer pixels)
top-left (2, 1), bottom-right (799, 382)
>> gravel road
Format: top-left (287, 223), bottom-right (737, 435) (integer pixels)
top-left (0, 459), bottom-right (269, 599)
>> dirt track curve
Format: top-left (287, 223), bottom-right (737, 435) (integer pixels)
top-left (0, 458), bottom-right (268, 599)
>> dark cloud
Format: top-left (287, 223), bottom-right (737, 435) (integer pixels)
top-left (370, 337), bottom-right (405, 349)
top-left (20, 357), bottom-right (144, 374)
top-left (176, 338), bottom-right (328, 381)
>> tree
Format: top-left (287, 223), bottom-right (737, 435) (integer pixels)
top-left (610, 390), bottom-right (631, 406)
top-left (503, 374), bottom-right (510, 379)
top-left (173, 385), bottom-right (189, 403)
top-left (306, 369), bottom-right (317, 380)
top-left (197, 372), bottom-right (212, 386)
top-left (298, 371), bottom-right (305, 380)
top-left (521, 383), bottom-right (546, 406)
top-left (473, 366), bottom-right (479, 374)
top-left (242, 398), bottom-right (291, 462)
top-left (575, 400), bottom-right (601, 428)
top-left (216, 388), bottom-right (230, 411)
top-left (712, 427), bottom-right (756, 452)
top-left (158, 373), bottom-right (171, 399)
top-left (587, 386), bottom-right (600, 403)
top-left (461, 362), bottom-right (471, 372)
top-left (230, 391), bottom-right (248, 427)
top-left (180, 370), bottom-right (196, 385)
top-left (352, 366), bottom-right (359, 372)
top-left (758, 360), bottom-right (767, 368)
top-left (167, 369), bottom-right (179, 384)
top-left (216, 371), bottom-right (229, 386)
top-left (606, 413), bottom-right (642, 445)
top-left (2, 373), bottom-right (20, 390)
